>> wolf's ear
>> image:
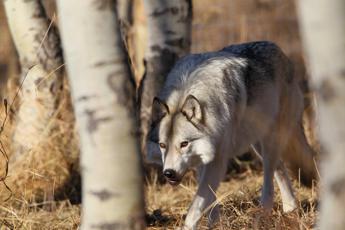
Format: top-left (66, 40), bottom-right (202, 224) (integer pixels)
top-left (181, 95), bottom-right (203, 124)
top-left (152, 97), bottom-right (169, 124)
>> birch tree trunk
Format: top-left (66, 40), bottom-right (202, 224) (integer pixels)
top-left (57, 1), bottom-right (145, 229)
top-left (297, 1), bottom-right (345, 229)
top-left (139, 0), bottom-right (192, 157)
top-left (3, 0), bottom-right (63, 159)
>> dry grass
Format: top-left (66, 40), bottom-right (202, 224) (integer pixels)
top-left (0, 79), bottom-right (81, 229)
top-left (145, 170), bottom-right (318, 230)
top-left (0, 199), bottom-right (80, 229)
top-left (0, 166), bottom-right (318, 229)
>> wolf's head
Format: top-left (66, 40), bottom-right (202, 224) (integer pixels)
top-left (146, 95), bottom-right (215, 185)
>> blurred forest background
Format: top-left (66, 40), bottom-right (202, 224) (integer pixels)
top-left (0, 0), bottom-right (318, 229)
top-left (0, 0), bottom-right (310, 91)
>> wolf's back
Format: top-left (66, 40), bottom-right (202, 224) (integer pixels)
top-left (223, 41), bottom-right (318, 186)
top-left (221, 41), bottom-right (287, 66)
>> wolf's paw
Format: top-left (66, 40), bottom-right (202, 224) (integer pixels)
top-left (282, 199), bottom-right (298, 213)
top-left (261, 187), bottom-right (274, 211)
top-left (261, 199), bottom-right (273, 211)
top-left (176, 225), bottom-right (196, 230)
top-left (176, 225), bottom-right (198, 230)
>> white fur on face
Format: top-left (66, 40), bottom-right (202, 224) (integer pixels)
top-left (159, 112), bottom-right (216, 175)
top-left (191, 137), bottom-right (215, 164)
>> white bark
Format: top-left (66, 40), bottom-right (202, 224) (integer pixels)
top-left (57, 1), bottom-right (144, 229)
top-left (3, 0), bottom-right (63, 158)
top-left (139, 0), bottom-right (192, 157)
top-left (297, 0), bottom-right (345, 229)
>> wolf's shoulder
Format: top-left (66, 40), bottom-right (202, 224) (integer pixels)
top-left (221, 41), bottom-right (283, 60)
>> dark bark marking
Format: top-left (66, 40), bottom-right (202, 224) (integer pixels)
top-left (93, 0), bottom-right (115, 11)
top-left (318, 78), bottom-right (336, 102)
top-left (165, 38), bottom-right (185, 48)
top-left (331, 177), bottom-right (345, 196)
top-left (49, 81), bottom-right (61, 97)
top-left (89, 189), bottom-right (119, 201)
top-left (164, 30), bottom-right (176, 35)
top-left (93, 59), bottom-right (123, 67)
top-left (31, 0), bottom-right (46, 19)
top-left (34, 24), bottom-right (63, 72)
top-left (150, 45), bottom-right (162, 53)
top-left (31, 25), bottom-right (63, 110)
top-left (34, 77), bottom-right (44, 86)
top-left (77, 95), bottom-right (97, 102)
top-left (84, 109), bottom-right (114, 134)
top-left (341, 69), bottom-right (345, 80)
top-left (21, 57), bottom-right (31, 71)
top-left (150, 7), bottom-right (179, 17)
top-left (177, 0), bottom-right (193, 23)
top-left (107, 70), bottom-right (135, 111)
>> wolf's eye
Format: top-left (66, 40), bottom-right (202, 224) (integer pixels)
top-left (159, 143), bottom-right (166, 149)
top-left (180, 141), bottom-right (189, 148)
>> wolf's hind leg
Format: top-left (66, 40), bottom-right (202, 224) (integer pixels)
top-left (260, 137), bottom-right (281, 211)
top-left (274, 162), bottom-right (297, 212)
top-left (251, 144), bottom-right (297, 212)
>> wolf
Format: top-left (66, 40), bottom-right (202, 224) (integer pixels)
top-left (146, 41), bottom-right (317, 229)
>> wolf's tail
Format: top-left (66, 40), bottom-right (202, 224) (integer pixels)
top-left (282, 123), bottom-right (319, 187)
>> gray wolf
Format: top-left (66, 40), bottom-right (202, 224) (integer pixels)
top-left (146, 41), bottom-right (317, 229)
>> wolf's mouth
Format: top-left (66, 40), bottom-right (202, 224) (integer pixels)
top-left (167, 178), bottom-right (181, 186)
top-left (163, 169), bottom-right (185, 186)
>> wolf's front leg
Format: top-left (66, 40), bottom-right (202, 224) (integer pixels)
top-left (184, 153), bottom-right (228, 229)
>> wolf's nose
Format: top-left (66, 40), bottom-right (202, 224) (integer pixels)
top-left (163, 169), bottom-right (176, 180)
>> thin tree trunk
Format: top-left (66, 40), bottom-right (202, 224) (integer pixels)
top-left (139, 0), bottom-right (192, 157)
top-left (117, 0), bottom-right (133, 46)
top-left (116, 0), bottom-right (136, 84)
top-left (117, 0), bottom-right (133, 28)
top-left (57, 1), bottom-right (145, 229)
top-left (297, 0), bottom-right (345, 229)
top-left (3, 0), bottom-right (63, 159)
top-left (125, 0), bottom-right (147, 84)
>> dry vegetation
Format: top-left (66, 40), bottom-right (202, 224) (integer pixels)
top-left (0, 0), bottom-right (319, 229)
top-left (145, 171), bottom-right (318, 230)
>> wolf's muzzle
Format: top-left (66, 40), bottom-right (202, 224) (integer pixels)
top-left (163, 169), bottom-right (181, 185)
